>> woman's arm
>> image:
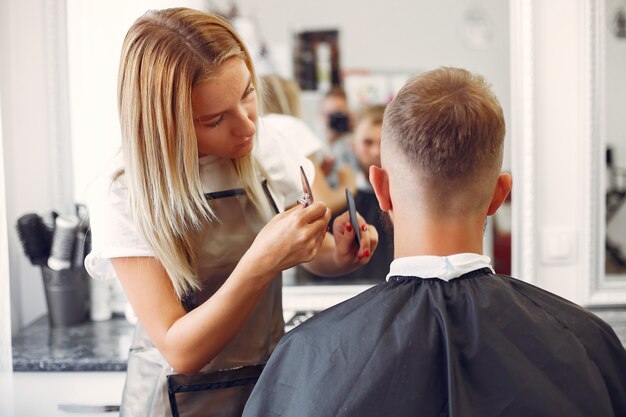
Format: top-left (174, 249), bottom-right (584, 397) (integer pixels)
top-left (112, 202), bottom-right (331, 375)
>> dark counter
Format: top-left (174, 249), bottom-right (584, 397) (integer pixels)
top-left (12, 315), bottom-right (134, 372)
top-left (12, 307), bottom-right (626, 373)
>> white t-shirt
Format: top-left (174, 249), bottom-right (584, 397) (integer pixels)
top-left (257, 113), bottom-right (325, 162)
top-left (85, 116), bottom-right (317, 281)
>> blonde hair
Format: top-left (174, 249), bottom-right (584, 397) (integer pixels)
top-left (118, 7), bottom-right (270, 299)
top-left (260, 75), bottom-right (302, 117)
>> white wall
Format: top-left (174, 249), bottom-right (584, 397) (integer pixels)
top-left (532, 0), bottom-right (586, 300)
top-left (0, 53), bottom-right (15, 417)
top-left (67, 0), bottom-right (207, 204)
top-left (0, 5), bottom-right (13, 413)
top-left (1, 0), bottom-right (65, 333)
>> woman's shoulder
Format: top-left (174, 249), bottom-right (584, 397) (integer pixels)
top-left (86, 151), bottom-right (127, 206)
top-left (84, 150), bottom-right (154, 280)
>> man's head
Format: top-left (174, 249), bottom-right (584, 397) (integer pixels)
top-left (371, 67), bottom-right (510, 223)
top-left (352, 105), bottom-right (385, 176)
top-left (321, 87), bottom-right (352, 142)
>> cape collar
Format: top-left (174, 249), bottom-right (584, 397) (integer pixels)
top-left (386, 253), bottom-right (494, 282)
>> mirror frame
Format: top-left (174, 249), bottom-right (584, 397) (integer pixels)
top-left (510, 0), bottom-right (536, 286)
top-left (511, 0), bottom-right (626, 306)
top-left (589, 0), bottom-right (626, 304)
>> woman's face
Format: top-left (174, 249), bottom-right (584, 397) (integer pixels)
top-left (192, 57), bottom-right (257, 158)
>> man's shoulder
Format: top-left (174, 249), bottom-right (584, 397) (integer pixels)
top-left (502, 274), bottom-right (623, 345)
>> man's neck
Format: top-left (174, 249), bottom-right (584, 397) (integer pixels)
top-left (392, 208), bottom-right (485, 258)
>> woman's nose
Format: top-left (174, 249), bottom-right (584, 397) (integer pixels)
top-left (232, 106), bottom-right (256, 137)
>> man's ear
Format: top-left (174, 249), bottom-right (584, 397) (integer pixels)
top-left (370, 165), bottom-right (392, 212)
top-left (487, 173), bottom-right (512, 216)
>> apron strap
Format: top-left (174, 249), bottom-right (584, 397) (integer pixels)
top-left (204, 180), bottom-right (280, 214)
top-left (204, 189), bottom-right (246, 200)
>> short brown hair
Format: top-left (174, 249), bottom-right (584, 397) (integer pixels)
top-left (383, 67), bottom-right (505, 182)
top-left (356, 104), bottom-right (386, 126)
top-left (324, 86), bottom-right (347, 101)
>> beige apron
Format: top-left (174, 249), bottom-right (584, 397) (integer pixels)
top-left (120, 183), bottom-right (283, 417)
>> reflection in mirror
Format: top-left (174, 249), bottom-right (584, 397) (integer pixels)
top-left (67, 0), bottom-right (512, 299)
top-left (604, 0), bottom-right (626, 282)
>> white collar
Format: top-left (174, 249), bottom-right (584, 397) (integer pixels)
top-left (386, 253), bottom-right (494, 282)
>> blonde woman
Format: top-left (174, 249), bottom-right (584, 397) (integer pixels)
top-left (85, 8), bottom-right (377, 417)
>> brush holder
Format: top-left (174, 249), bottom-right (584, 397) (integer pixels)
top-left (41, 266), bottom-right (90, 327)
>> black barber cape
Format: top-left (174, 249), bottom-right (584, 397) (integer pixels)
top-left (243, 269), bottom-right (626, 417)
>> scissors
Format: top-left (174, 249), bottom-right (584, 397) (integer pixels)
top-left (298, 166), bottom-right (314, 207)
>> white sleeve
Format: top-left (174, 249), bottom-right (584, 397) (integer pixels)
top-left (259, 114), bottom-right (324, 160)
top-left (84, 158), bottom-right (154, 280)
top-left (256, 116), bottom-right (317, 211)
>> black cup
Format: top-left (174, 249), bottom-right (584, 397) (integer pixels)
top-left (41, 266), bottom-right (90, 327)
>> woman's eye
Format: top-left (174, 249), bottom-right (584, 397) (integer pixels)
top-left (243, 85), bottom-right (255, 99)
top-left (204, 114), bottom-right (224, 128)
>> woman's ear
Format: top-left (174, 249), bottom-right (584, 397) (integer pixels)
top-left (487, 173), bottom-right (512, 216)
top-left (370, 165), bottom-right (392, 212)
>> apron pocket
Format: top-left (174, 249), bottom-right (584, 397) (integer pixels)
top-left (167, 364), bottom-right (265, 417)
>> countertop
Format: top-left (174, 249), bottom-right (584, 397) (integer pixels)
top-left (12, 315), bottom-right (134, 372)
top-left (12, 307), bottom-right (626, 373)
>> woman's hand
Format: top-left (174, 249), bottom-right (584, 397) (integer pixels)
top-left (330, 210), bottom-right (379, 273)
top-left (244, 201), bottom-right (332, 278)
top-left (302, 209), bottom-right (379, 277)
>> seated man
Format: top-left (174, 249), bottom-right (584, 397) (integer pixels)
top-left (243, 67), bottom-right (626, 417)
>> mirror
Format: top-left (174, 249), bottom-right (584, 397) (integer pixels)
top-left (604, 0), bottom-right (626, 282)
top-left (6, 0), bottom-right (513, 325)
